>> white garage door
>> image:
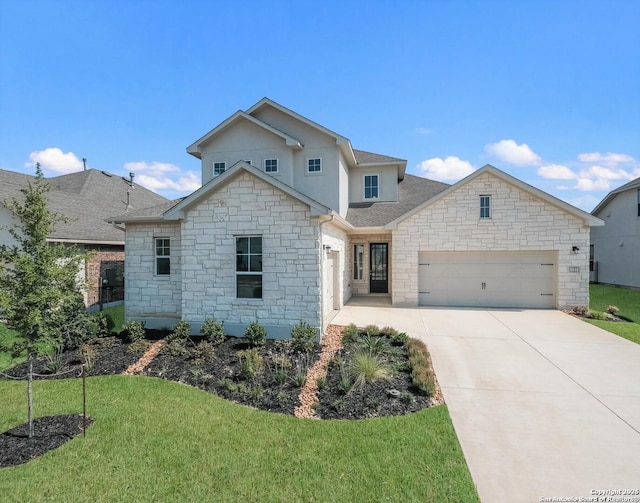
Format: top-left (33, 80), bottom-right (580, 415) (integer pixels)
top-left (418, 251), bottom-right (555, 308)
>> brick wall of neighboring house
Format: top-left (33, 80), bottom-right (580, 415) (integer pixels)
top-left (85, 245), bottom-right (125, 307)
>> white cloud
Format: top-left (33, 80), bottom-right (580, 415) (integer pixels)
top-left (573, 178), bottom-right (610, 192)
top-left (577, 152), bottom-right (635, 166)
top-left (484, 139), bottom-right (541, 166)
top-left (579, 165), bottom-right (634, 181)
top-left (537, 164), bottom-right (577, 180)
top-left (135, 171), bottom-right (200, 193)
top-left (25, 147), bottom-right (84, 174)
top-left (414, 127), bottom-right (432, 136)
top-left (123, 161), bottom-right (181, 173)
top-left (416, 156), bottom-right (475, 182)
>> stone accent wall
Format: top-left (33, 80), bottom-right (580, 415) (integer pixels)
top-left (392, 172), bottom-right (591, 309)
top-left (85, 245), bottom-right (125, 307)
top-left (180, 172), bottom-right (322, 338)
top-left (124, 222), bottom-right (182, 325)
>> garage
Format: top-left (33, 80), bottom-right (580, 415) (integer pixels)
top-left (418, 251), bottom-right (556, 308)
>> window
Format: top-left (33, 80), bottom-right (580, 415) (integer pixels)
top-left (236, 236), bottom-right (262, 299)
top-left (155, 238), bottom-right (170, 275)
top-left (637, 189), bottom-right (640, 217)
top-left (213, 162), bottom-right (226, 176)
top-left (364, 175), bottom-right (379, 199)
top-left (265, 159), bottom-right (278, 173)
top-left (307, 158), bottom-right (322, 173)
top-left (589, 244), bottom-right (595, 272)
top-left (353, 244), bottom-right (364, 280)
top-left (480, 195), bottom-right (491, 219)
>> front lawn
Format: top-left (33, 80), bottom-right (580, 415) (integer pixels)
top-left (588, 284), bottom-right (640, 345)
top-left (0, 376), bottom-right (478, 502)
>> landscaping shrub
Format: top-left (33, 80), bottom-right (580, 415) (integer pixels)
top-left (588, 310), bottom-right (607, 321)
top-left (168, 320), bottom-right (191, 345)
top-left (60, 308), bottom-right (100, 350)
top-left (123, 320), bottom-right (146, 343)
top-left (350, 350), bottom-right (391, 391)
top-left (78, 343), bottom-right (97, 372)
top-left (244, 321), bottom-right (267, 347)
top-left (407, 338), bottom-right (436, 396)
top-left (237, 348), bottom-right (264, 380)
top-left (162, 341), bottom-right (189, 358)
top-left (390, 331), bottom-right (409, 347)
top-left (128, 339), bottom-right (150, 355)
top-left (571, 306), bottom-right (588, 316)
top-left (607, 305), bottom-right (620, 315)
top-left (364, 324), bottom-right (381, 336)
top-left (290, 321), bottom-right (318, 353)
top-left (94, 312), bottom-right (115, 337)
top-left (201, 318), bottom-right (225, 345)
top-left (192, 340), bottom-right (215, 363)
top-left (342, 323), bottom-right (360, 344)
top-left (44, 343), bottom-right (64, 374)
top-left (379, 326), bottom-right (399, 337)
top-left (358, 332), bottom-right (392, 355)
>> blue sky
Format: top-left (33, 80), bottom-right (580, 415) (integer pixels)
top-left (1, 0), bottom-right (638, 210)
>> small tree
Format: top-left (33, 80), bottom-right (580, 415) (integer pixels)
top-left (0, 164), bottom-right (89, 437)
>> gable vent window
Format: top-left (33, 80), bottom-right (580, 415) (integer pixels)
top-left (307, 158), bottom-right (322, 173)
top-left (155, 238), bottom-right (170, 275)
top-left (265, 159), bottom-right (278, 173)
top-left (364, 175), bottom-right (379, 199)
top-left (213, 161), bottom-right (226, 176)
top-left (480, 195), bottom-right (491, 219)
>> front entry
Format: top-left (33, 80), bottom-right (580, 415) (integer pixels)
top-left (369, 243), bottom-right (388, 293)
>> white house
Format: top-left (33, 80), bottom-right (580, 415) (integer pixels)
top-left (109, 98), bottom-right (603, 338)
top-left (590, 177), bottom-right (640, 288)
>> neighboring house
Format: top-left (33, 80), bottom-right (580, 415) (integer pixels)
top-left (109, 98), bottom-right (603, 338)
top-left (0, 168), bottom-right (168, 307)
top-left (590, 177), bottom-right (640, 288)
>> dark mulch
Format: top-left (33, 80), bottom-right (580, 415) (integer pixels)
top-left (1, 330), bottom-right (436, 468)
top-left (0, 414), bottom-right (94, 468)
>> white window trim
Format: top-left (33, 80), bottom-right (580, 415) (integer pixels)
top-left (480, 195), bottom-right (491, 219)
top-left (154, 237), bottom-right (170, 276)
top-left (306, 157), bottom-right (322, 174)
top-left (212, 161), bottom-right (227, 177)
top-left (363, 173), bottom-right (380, 200)
top-left (264, 158), bottom-right (279, 173)
top-left (235, 235), bottom-right (263, 300)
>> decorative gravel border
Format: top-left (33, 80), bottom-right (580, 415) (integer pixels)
top-left (294, 325), bottom-right (345, 419)
top-left (122, 339), bottom-right (166, 375)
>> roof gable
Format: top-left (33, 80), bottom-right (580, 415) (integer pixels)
top-left (164, 161), bottom-right (331, 220)
top-left (592, 176), bottom-right (640, 216)
top-left (186, 111), bottom-right (303, 159)
top-left (386, 164), bottom-right (604, 228)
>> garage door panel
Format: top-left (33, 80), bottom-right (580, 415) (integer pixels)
top-left (418, 251), bottom-right (555, 309)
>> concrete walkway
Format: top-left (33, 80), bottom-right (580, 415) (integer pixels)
top-left (332, 304), bottom-right (640, 503)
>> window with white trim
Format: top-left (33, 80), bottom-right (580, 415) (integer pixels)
top-left (480, 195), bottom-right (491, 219)
top-left (155, 238), bottom-right (170, 275)
top-left (307, 158), bottom-right (322, 173)
top-left (213, 161), bottom-right (226, 176)
top-left (236, 236), bottom-right (262, 299)
top-left (265, 159), bottom-right (278, 173)
top-left (353, 244), bottom-right (364, 280)
top-left (364, 174), bottom-right (379, 199)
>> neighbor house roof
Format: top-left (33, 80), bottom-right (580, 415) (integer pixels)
top-left (591, 176), bottom-right (640, 216)
top-left (345, 174), bottom-right (450, 227)
top-left (0, 168), bottom-right (169, 244)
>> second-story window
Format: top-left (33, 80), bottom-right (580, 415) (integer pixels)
top-left (265, 159), bottom-right (278, 173)
top-left (364, 175), bottom-right (379, 199)
top-left (307, 158), bottom-right (322, 173)
top-left (213, 161), bottom-right (226, 176)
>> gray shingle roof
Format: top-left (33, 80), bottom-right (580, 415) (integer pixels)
top-left (0, 168), bottom-right (169, 243)
top-left (353, 149), bottom-right (405, 164)
top-left (345, 174), bottom-right (450, 227)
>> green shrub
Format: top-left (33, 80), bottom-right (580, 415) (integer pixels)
top-left (44, 343), bottom-right (64, 374)
top-left (292, 368), bottom-right (307, 388)
top-left (94, 312), bottom-right (115, 337)
top-left (78, 343), bottom-right (97, 372)
top-left (168, 320), bottom-right (191, 345)
top-left (316, 376), bottom-right (326, 390)
top-left (128, 340), bottom-right (151, 355)
top-left (350, 351), bottom-right (391, 390)
top-left (123, 320), bottom-right (146, 343)
top-left (244, 321), bottom-right (267, 347)
top-left (201, 318), bottom-right (225, 345)
top-left (607, 305), bottom-right (620, 315)
top-left (162, 340), bottom-right (189, 358)
top-left (357, 332), bottom-right (392, 355)
top-left (379, 326), bottom-right (399, 337)
top-left (342, 323), bottom-right (360, 345)
top-left (400, 391), bottom-right (415, 404)
top-left (237, 348), bottom-right (264, 380)
top-left (391, 332), bottom-right (409, 347)
top-left (192, 340), bottom-right (215, 363)
top-left (588, 310), bottom-right (607, 321)
top-left (364, 324), bottom-right (380, 336)
top-left (290, 321), bottom-right (318, 353)
top-left (407, 339), bottom-right (436, 396)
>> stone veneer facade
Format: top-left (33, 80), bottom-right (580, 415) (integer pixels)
top-left (391, 172), bottom-right (591, 309)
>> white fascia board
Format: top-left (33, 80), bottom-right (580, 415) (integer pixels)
top-left (47, 238), bottom-right (125, 246)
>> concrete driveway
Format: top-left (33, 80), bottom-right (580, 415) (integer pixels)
top-left (332, 304), bottom-right (640, 503)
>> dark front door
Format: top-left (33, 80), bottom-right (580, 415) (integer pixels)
top-left (370, 243), bottom-right (388, 293)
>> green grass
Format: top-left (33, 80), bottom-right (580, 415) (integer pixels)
top-left (0, 376), bottom-right (478, 502)
top-left (96, 304), bottom-right (124, 333)
top-left (0, 324), bottom-right (25, 371)
top-left (588, 284), bottom-right (640, 345)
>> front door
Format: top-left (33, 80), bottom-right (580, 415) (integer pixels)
top-left (369, 243), bottom-right (388, 293)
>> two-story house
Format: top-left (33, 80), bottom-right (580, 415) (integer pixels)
top-left (590, 177), bottom-right (640, 288)
top-left (110, 98), bottom-right (602, 338)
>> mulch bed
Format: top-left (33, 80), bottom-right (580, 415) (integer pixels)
top-left (1, 327), bottom-right (439, 468)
